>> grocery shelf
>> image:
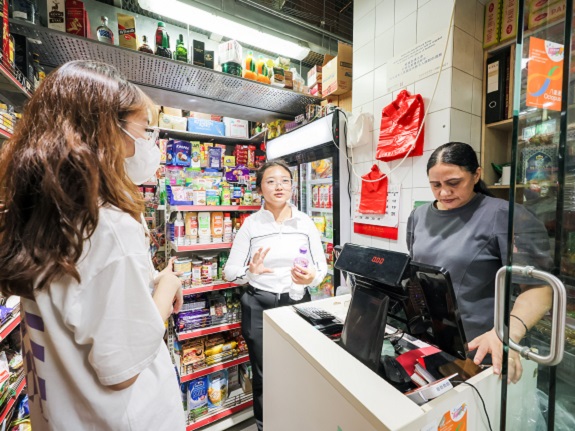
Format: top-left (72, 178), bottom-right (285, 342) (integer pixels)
top-left (169, 205), bottom-right (260, 212)
top-left (177, 322), bottom-right (242, 341)
top-left (171, 242), bottom-right (233, 252)
top-left (0, 376), bottom-right (26, 424)
top-left (9, 20), bottom-right (320, 122)
top-left (187, 399), bottom-right (253, 431)
top-left (182, 282), bottom-right (239, 295)
top-left (0, 62), bottom-right (33, 109)
top-left (311, 207), bottom-right (333, 213)
top-left (180, 355), bottom-right (250, 383)
top-left (309, 178), bottom-right (333, 185)
top-left (0, 314), bottom-right (21, 342)
top-left (152, 127), bottom-right (267, 144)
top-left (485, 118), bottom-right (513, 132)
top-left (0, 129), bottom-right (12, 140)
top-left (320, 236), bottom-right (333, 243)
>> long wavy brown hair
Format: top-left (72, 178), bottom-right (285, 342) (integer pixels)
top-left (0, 60), bottom-right (155, 299)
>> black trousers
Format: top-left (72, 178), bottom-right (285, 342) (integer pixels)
top-left (240, 286), bottom-right (311, 431)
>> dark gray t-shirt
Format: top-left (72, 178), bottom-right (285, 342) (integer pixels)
top-left (407, 193), bottom-right (552, 341)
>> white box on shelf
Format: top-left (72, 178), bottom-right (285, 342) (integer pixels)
top-left (223, 117), bottom-right (249, 139)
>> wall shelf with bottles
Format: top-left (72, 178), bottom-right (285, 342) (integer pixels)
top-left (9, 20), bottom-right (321, 123)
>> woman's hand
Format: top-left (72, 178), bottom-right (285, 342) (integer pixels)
top-left (155, 257), bottom-right (183, 285)
top-left (468, 328), bottom-right (523, 384)
top-left (153, 257), bottom-right (183, 317)
top-left (291, 265), bottom-right (316, 286)
top-left (249, 247), bottom-right (274, 275)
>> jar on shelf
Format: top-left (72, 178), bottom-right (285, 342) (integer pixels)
top-left (191, 260), bottom-right (203, 286)
top-left (201, 256), bottom-right (213, 284)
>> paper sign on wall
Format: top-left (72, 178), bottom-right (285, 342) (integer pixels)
top-left (526, 37), bottom-right (564, 112)
top-left (386, 31), bottom-right (451, 93)
top-left (353, 185), bottom-right (400, 240)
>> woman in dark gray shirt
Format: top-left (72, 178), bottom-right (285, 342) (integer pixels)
top-left (407, 142), bottom-right (552, 383)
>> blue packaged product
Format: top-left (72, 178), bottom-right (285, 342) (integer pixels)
top-left (166, 141), bottom-right (174, 166)
top-left (207, 369), bottom-right (228, 409)
top-left (187, 118), bottom-right (225, 136)
top-left (171, 140), bottom-right (192, 167)
top-left (187, 376), bottom-right (208, 419)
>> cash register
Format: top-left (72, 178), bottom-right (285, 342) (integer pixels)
top-left (294, 243), bottom-right (469, 390)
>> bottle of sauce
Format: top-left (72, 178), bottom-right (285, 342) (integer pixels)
top-left (223, 213), bottom-right (233, 243)
top-left (211, 212), bottom-right (224, 243)
top-left (174, 212), bottom-right (185, 245)
top-left (184, 212), bottom-right (198, 244)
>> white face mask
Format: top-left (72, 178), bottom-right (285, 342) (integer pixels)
top-left (122, 127), bottom-right (161, 185)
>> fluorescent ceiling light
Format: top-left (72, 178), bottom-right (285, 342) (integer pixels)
top-left (138, 0), bottom-right (311, 60)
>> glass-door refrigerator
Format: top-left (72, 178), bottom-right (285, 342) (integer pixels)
top-left (266, 111), bottom-right (351, 299)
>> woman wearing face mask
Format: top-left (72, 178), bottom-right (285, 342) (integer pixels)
top-left (224, 160), bottom-right (327, 431)
top-left (0, 61), bottom-right (185, 430)
top-left (407, 142), bottom-right (552, 384)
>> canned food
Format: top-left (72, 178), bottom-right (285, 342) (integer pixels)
top-left (174, 258), bottom-right (192, 273)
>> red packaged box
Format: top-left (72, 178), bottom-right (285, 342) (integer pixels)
top-left (66, 0), bottom-right (90, 37)
top-left (1, 0), bottom-right (9, 65)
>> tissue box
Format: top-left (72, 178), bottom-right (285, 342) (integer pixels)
top-left (159, 113), bottom-right (187, 131)
top-left (223, 117), bottom-right (249, 139)
top-left (187, 118), bottom-right (225, 136)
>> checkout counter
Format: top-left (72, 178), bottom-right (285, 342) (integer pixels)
top-left (263, 244), bottom-right (538, 431)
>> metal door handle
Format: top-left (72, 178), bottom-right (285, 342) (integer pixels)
top-left (494, 265), bottom-right (566, 366)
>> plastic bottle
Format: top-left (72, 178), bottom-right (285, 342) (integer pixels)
top-left (256, 55), bottom-right (267, 75)
top-left (223, 213), bottom-right (233, 243)
top-left (185, 212), bottom-right (198, 244)
top-left (138, 35), bottom-right (154, 54)
top-left (245, 51), bottom-right (255, 72)
top-left (174, 212), bottom-right (185, 245)
top-left (221, 182), bottom-right (231, 206)
top-left (243, 189), bottom-right (253, 206)
top-left (211, 212), bottom-right (224, 243)
top-left (154, 22), bottom-right (172, 59)
top-left (96, 16), bottom-right (114, 44)
top-left (290, 245), bottom-right (309, 301)
top-left (198, 212), bottom-right (211, 243)
top-left (175, 34), bottom-right (188, 62)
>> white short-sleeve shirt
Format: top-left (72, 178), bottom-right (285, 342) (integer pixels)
top-left (21, 206), bottom-right (186, 430)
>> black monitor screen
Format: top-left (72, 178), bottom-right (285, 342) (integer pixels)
top-left (339, 285), bottom-right (390, 372)
top-left (409, 261), bottom-right (468, 359)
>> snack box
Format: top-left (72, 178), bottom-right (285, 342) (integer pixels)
top-left (167, 140), bottom-right (192, 167)
top-left (223, 117), bottom-right (249, 139)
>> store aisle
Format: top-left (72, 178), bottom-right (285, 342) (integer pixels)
top-left (226, 417), bottom-right (257, 431)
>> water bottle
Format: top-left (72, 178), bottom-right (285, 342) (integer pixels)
top-left (290, 245), bottom-right (309, 301)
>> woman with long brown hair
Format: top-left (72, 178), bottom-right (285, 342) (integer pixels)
top-left (0, 61), bottom-right (186, 429)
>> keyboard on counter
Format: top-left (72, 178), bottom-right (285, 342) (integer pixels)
top-left (293, 304), bottom-right (339, 324)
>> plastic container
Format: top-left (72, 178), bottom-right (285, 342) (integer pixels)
top-left (243, 189), bottom-right (253, 205)
top-left (245, 51), bottom-right (255, 72)
top-left (192, 260), bottom-right (203, 286)
top-left (290, 245), bottom-right (309, 301)
top-left (223, 213), bottom-right (233, 243)
top-left (198, 212), bottom-right (211, 242)
top-left (185, 212), bottom-right (198, 243)
top-left (221, 182), bottom-right (231, 205)
top-left (201, 257), bottom-right (213, 284)
top-left (211, 212), bottom-right (224, 243)
top-left (174, 212), bottom-right (185, 245)
top-left (174, 258), bottom-right (192, 274)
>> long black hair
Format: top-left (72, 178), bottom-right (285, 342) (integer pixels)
top-left (427, 142), bottom-right (494, 197)
top-left (255, 159), bottom-right (292, 190)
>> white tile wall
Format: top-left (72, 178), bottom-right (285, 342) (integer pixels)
top-left (354, 13), bottom-right (376, 51)
top-left (453, 27), bottom-right (475, 75)
top-left (394, 13), bottom-right (417, 55)
top-left (375, 0), bottom-right (395, 37)
top-left (395, 0), bottom-right (418, 23)
top-left (354, 41), bottom-right (376, 79)
top-left (455, 0), bottom-right (477, 36)
top-left (374, 29), bottom-right (395, 68)
top-left (351, 0), bottom-right (483, 251)
top-left (449, 109), bottom-right (472, 143)
top-left (451, 68), bottom-right (473, 112)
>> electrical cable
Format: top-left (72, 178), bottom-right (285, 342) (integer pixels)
top-left (453, 380), bottom-right (494, 431)
top-left (325, 0), bottom-right (456, 188)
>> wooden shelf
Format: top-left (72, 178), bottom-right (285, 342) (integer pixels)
top-left (486, 118), bottom-right (513, 132)
top-left (180, 355), bottom-right (250, 383)
top-left (177, 322), bottom-right (242, 341)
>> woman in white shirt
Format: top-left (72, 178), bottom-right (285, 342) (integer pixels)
top-left (224, 160), bottom-right (327, 431)
top-left (0, 61), bottom-right (186, 430)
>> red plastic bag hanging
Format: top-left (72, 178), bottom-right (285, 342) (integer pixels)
top-left (359, 164), bottom-right (388, 214)
top-left (376, 90), bottom-right (424, 162)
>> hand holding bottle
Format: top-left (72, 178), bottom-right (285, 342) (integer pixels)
top-left (249, 247), bottom-right (274, 275)
top-left (291, 264), bottom-right (316, 286)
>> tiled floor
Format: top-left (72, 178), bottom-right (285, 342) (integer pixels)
top-left (226, 417), bottom-right (257, 431)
